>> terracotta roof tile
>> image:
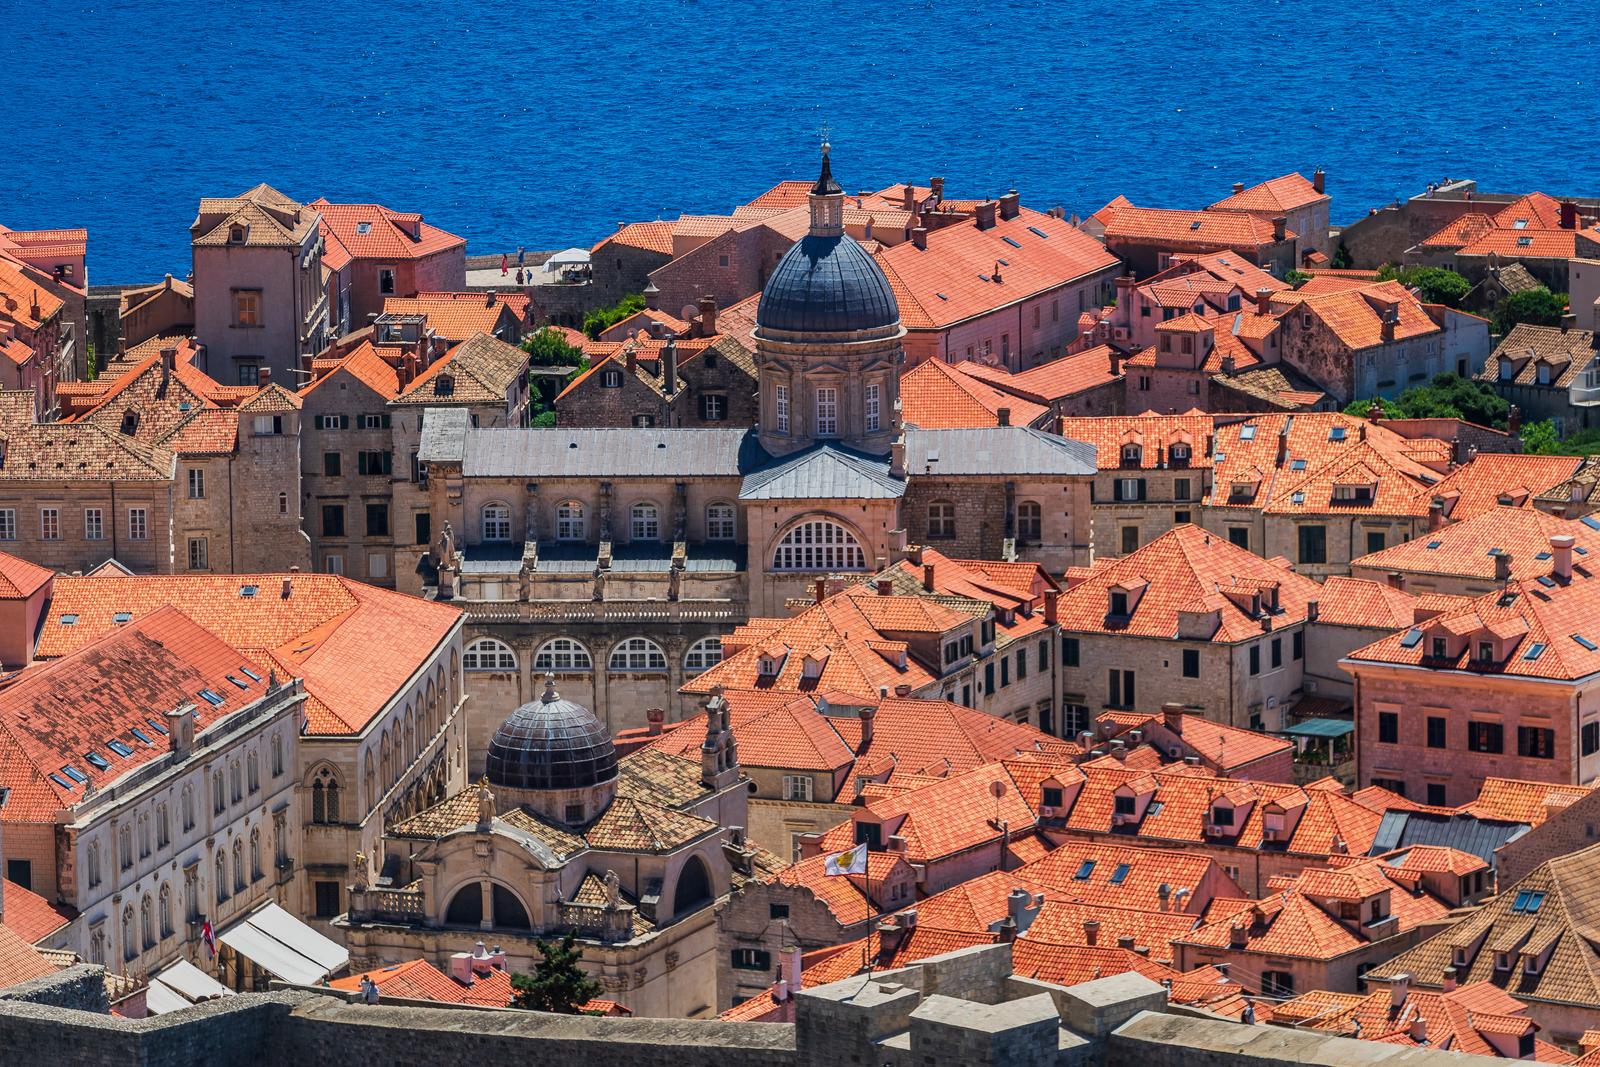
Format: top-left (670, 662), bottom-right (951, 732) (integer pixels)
top-left (310, 200), bottom-right (464, 266)
top-left (1207, 173), bottom-right (1328, 214)
top-left (956, 346), bottom-right (1123, 403)
top-left (0, 923), bottom-right (56, 988)
top-left (1354, 507), bottom-right (1599, 584)
top-left (1479, 324), bottom-right (1599, 390)
top-left (1310, 576), bottom-right (1420, 629)
top-left (383, 293), bottom-right (514, 342)
top-left (901, 358), bottom-right (1047, 429)
top-left (595, 220), bottom-right (674, 256)
top-left (330, 958), bottom-right (514, 1006)
top-left (1105, 207), bottom-right (1288, 249)
top-left (0, 550), bottom-right (52, 600)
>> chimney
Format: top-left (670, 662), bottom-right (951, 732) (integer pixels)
top-left (778, 946), bottom-right (802, 1001)
top-left (1108, 349), bottom-right (1122, 377)
top-left (449, 953), bottom-right (474, 985)
top-left (166, 703), bottom-right (196, 757)
top-left (1307, 598), bottom-right (1319, 622)
top-left (1389, 973), bottom-right (1411, 1009)
top-left (485, 290), bottom-right (497, 306)
top-left (1381, 307), bottom-right (1398, 343)
top-left (1158, 883), bottom-right (1171, 912)
top-left (1429, 499), bottom-right (1446, 531)
top-left (930, 176), bottom-right (945, 202)
top-left (1387, 571), bottom-right (1406, 591)
top-left (923, 563), bottom-right (935, 591)
top-left (1255, 287), bottom-right (1272, 315)
top-left (858, 704), bottom-right (876, 751)
top-left (903, 183), bottom-right (916, 212)
top-left (1117, 934), bottom-right (1136, 951)
top-left (890, 433), bottom-right (906, 478)
top-left (1409, 1015), bottom-right (1426, 1043)
top-left (1083, 919), bottom-right (1100, 945)
top-left (401, 352), bottom-right (418, 387)
top-left (643, 282), bottom-right (660, 310)
top-left (1561, 201), bottom-right (1579, 229)
top-left (894, 683), bottom-right (911, 697)
top-left (1228, 922), bottom-right (1248, 947)
top-left (997, 406), bottom-right (1011, 427)
top-left (999, 189), bottom-right (1021, 221)
top-left (281, 575), bottom-right (293, 598)
top-left (975, 201), bottom-right (998, 231)
top-left (1495, 550), bottom-right (1513, 584)
top-left (257, 367), bottom-right (271, 387)
top-left (911, 227), bottom-right (928, 251)
top-left (1313, 168), bottom-right (1326, 195)
top-left (1044, 589), bottom-right (1059, 625)
top-left (1552, 534), bottom-right (1575, 581)
top-left (646, 707), bottom-right (665, 736)
top-left (1221, 354), bottom-right (1236, 376)
top-left (1561, 314), bottom-right (1577, 334)
top-left (1232, 182), bottom-right (1245, 194)
top-left (1162, 702), bottom-right (1184, 731)
top-left (663, 339), bottom-right (678, 394)
top-left (1272, 217), bottom-right (1287, 242)
top-left (698, 295), bottom-right (717, 336)
top-left (876, 578), bottom-right (893, 597)
top-left (814, 578), bottom-right (827, 604)
top-left (1441, 966), bottom-right (1457, 993)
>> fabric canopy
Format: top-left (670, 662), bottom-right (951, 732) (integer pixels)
top-left (216, 902), bottom-right (349, 986)
top-left (1282, 718), bottom-right (1355, 739)
top-left (147, 957), bottom-right (235, 1015)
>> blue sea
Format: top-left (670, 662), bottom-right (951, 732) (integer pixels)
top-left (5, 0), bottom-right (1596, 283)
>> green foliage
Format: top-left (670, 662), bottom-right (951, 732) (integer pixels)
top-left (1520, 419), bottom-right (1561, 454)
top-left (1373, 265), bottom-right (1471, 308)
top-left (1283, 269), bottom-right (1313, 289)
top-left (85, 341), bottom-right (98, 381)
top-left (523, 326), bottom-right (584, 368)
top-left (1493, 287), bottom-right (1567, 335)
top-left (582, 293), bottom-right (646, 340)
top-left (1344, 373), bottom-right (1510, 428)
top-left (531, 410), bottom-right (557, 428)
top-left (1330, 241), bottom-right (1353, 270)
top-left (510, 934), bottom-right (601, 1014)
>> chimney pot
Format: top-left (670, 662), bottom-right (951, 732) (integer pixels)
top-left (1313, 168), bottom-right (1326, 195)
top-left (1272, 216), bottom-right (1286, 242)
top-left (911, 227), bottom-right (928, 251)
top-left (646, 707), bottom-right (664, 736)
top-left (698, 295), bottom-right (717, 336)
top-left (1552, 534), bottom-right (1575, 581)
top-left (997, 406), bottom-right (1010, 427)
top-left (923, 563), bottom-right (935, 591)
top-left (257, 367), bottom-right (271, 387)
top-left (485, 290), bottom-right (496, 306)
top-left (1232, 182), bottom-right (1245, 194)
top-left (975, 202), bottom-right (998, 231)
top-left (1083, 919), bottom-right (1100, 945)
top-left (1162, 702), bottom-right (1184, 731)
top-left (1044, 589), bottom-right (1059, 625)
top-left (876, 578), bottom-right (893, 597)
top-left (1255, 288), bottom-right (1272, 315)
top-left (894, 683), bottom-right (911, 697)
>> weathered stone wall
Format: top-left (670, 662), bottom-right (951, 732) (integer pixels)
top-left (0, 965), bottom-right (108, 1012)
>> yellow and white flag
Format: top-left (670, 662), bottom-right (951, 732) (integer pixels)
top-left (824, 842), bottom-right (868, 876)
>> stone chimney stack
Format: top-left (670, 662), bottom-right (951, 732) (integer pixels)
top-left (646, 707), bottom-right (664, 737)
top-left (1255, 287), bottom-right (1272, 315)
top-left (1551, 534), bottom-right (1575, 581)
top-left (167, 703), bottom-right (196, 758)
top-left (858, 704), bottom-right (876, 752)
top-left (1044, 589), bottom-right (1059, 625)
top-left (697, 295), bottom-right (717, 336)
top-left (923, 563), bottom-right (935, 592)
top-left (911, 227), bottom-right (928, 250)
top-left (1313, 168), bottom-right (1326, 194)
top-left (997, 406), bottom-right (1010, 427)
top-left (975, 201), bottom-right (998, 231)
top-left (999, 190), bottom-right (1021, 221)
top-left (663, 339), bottom-right (678, 394)
top-left (257, 367), bottom-right (272, 388)
top-left (1272, 216), bottom-right (1287, 243)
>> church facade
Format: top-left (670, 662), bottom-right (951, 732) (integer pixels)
top-left (414, 149), bottom-right (1097, 755)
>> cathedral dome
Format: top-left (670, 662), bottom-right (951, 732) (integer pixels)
top-left (485, 676), bottom-right (618, 792)
top-left (756, 233), bottom-right (901, 336)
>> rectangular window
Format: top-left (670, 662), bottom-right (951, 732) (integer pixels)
top-left (1121, 525), bottom-right (1139, 554)
top-left (187, 468), bottom-right (205, 499)
top-left (984, 661), bottom-right (995, 694)
top-left (40, 508), bottom-right (58, 540)
top-left (84, 508), bottom-right (103, 541)
top-left (1062, 636), bottom-right (1080, 668)
top-left (700, 394), bottom-right (726, 422)
top-left (233, 289), bottom-right (260, 327)
top-left (1182, 649), bottom-right (1199, 678)
top-left (815, 387), bottom-right (838, 437)
top-left (1109, 669), bottom-right (1134, 708)
top-left (1271, 637), bottom-right (1282, 669)
top-left (323, 452), bottom-right (341, 476)
top-left (1293, 630), bottom-right (1304, 660)
top-left (865, 383), bottom-right (881, 433)
top-left (1584, 721), bottom-right (1600, 756)
top-left (1175, 477), bottom-right (1191, 501)
top-left (128, 507), bottom-right (148, 541)
top-left (187, 537), bottom-right (208, 570)
top-left (1038, 638), bottom-right (1049, 670)
top-left (731, 949), bottom-right (772, 971)
top-left (782, 775), bottom-right (813, 801)
top-left (368, 553), bottom-right (388, 579)
top-left (1427, 716), bottom-right (1447, 749)
top-left (0, 509), bottom-right (13, 541)
top-left (365, 502), bottom-right (389, 537)
top-left (378, 269), bottom-right (396, 295)
top-left (1016, 647), bottom-right (1028, 680)
top-left (237, 364), bottom-right (259, 386)
top-left (315, 414), bottom-right (349, 431)
top-left (1366, 530), bottom-right (1385, 554)
top-left (1249, 645), bottom-right (1261, 676)
top-left (1298, 525), bottom-right (1327, 565)
top-left (1228, 527), bottom-right (1249, 550)
top-left (1426, 783), bottom-right (1448, 806)
top-left (775, 384), bottom-right (789, 434)
top-left (252, 415), bottom-right (282, 436)
top-left (358, 450), bottom-right (393, 476)
top-left (1378, 711), bottom-right (1399, 744)
top-left (1517, 725), bottom-right (1555, 759)
top-left (1000, 656), bottom-right (1010, 687)
top-left (324, 553), bottom-right (344, 575)
top-left (1468, 721), bottom-right (1504, 754)
top-left (414, 512), bottom-right (431, 546)
top-left (322, 504), bottom-right (345, 538)
top-left (314, 881), bottom-right (341, 918)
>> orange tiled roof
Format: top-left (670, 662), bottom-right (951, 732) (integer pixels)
top-left (1480, 324), bottom-right (1599, 390)
top-left (1353, 507), bottom-right (1599, 584)
top-left (1418, 212), bottom-right (1499, 249)
top-left (0, 550), bottom-right (52, 601)
top-left (301, 339), bottom-right (402, 400)
top-left (1310, 576), bottom-right (1420, 629)
top-left (1055, 524), bottom-right (1321, 641)
top-left (0, 878), bottom-right (71, 942)
top-left (1058, 413), bottom-right (1216, 471)
top-left (396, 332), bottom-right (527, 407)
top-left (1104, 207), bottom-right (1289, 249)
top-left (382, 293), bottom-right (513, 341)
top-left (1465, 777), bottom-right (1597, 825)
top-left (1207, 173), bottom-right (1328, 214)
top-left (0, 922), bottom-right (56, 988)
top-left (956, 346), bottom-right (1123, 403)
top-left (1270, 280), bottom-right (1440, 350)
top-left (1459, 229), bottom-right (1589, 259)
top-left (1494, 193), bottom-right (1568, 232)
top-left (34, 573), bottom-right (461, 736)
top-left (310, 199), bottom-right (464, 267)
top-left (330, 958), bottom-right (515, 1007)
top-left (1093, 710), bottom-right (1292, 774)
top-left (595, 220), bottom-right (674, 256)
top-left (1428, 454), bottom-right (1587, 522)
top-left (901, 357), bottom-right (1047, 429)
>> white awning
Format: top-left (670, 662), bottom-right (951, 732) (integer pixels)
top-left (217, 903), bottom-right (347, 986)
top-left (546, 247), bottom-right (590, 267)
top-left (148, 958), bottom-right (235, 1015)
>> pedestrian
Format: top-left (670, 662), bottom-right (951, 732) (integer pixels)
top-left (360, 975), bottom-right (379, 1004)
top-left (515, 268), bottom-right (525, 285)
top-left (500, 252), bottom-right (508, 276)
top-left (517, 245), bottom-right (526, 268)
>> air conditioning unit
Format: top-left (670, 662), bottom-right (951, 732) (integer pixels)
top-left (1113, 327), bottom-right (1130, 341)
top-left (1205, 823), bottom-right (1227, 837)
top-left (1040, 805), bottom-right (1060, 817)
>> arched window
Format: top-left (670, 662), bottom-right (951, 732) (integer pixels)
top-left (118, 825), bottom-right (133, 870)
top-left (445, 883), bottom-right (483, 926)
top-left (684, 636), bottom-right (724, 676)
top-left (630, 502), bottom-right (660, 541)
top-left (1017, 500), bottom-right (1042, 542)
top-left (233, 839), bottom-right (245, 892)
top-left (927, 501), bottom-right (956, 539)
top-left (158, 883), bottom-right (173, 939)
top-left (463, 638), bottom-right (517, 671)
top-left (609, 637), bottom-right (667, 672)
top-left (247, 752), bottom-right (259, 794)
top-left (556, 501), bottom-right (585, 541)
top-left (212, 770), bottom-right (225, 814)
top-left (230, 761), bottom-right (242, 803)
top-left (122, 905), bottom-right (137, 961)
top-left (141, 894), bottom-right (154, 949)
top-left (181, 784), bottom-right (195, 831)
top-left (534, 637), bottom-right (593, 672)
top-left (705, 504), bottom-right (736, 541)
top-left (673, 855), bottom-right (714, 916)
top-left (215, 853), bottom-right (229, 903)
top-left (481, 503), bottom-right (512, 542)
top-left (772, 520), bottom-right (866, 572)
top-left (311, 767), bottom-right (341, 825)
top-left (87, 842), bottom-right (101, 888)
top-left (380, 733), bottom-right (392, 790)
top-left (364, 752), bottom-right (376, 811)
top-left (492, 884), bottom-right (531, 930)
top-left (250, 828), bottom-right (262, 882)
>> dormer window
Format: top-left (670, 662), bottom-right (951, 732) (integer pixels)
top-left (1478, 641), bottom-right (1495, 663)
top-left (1170, 443), bottom-right (1192, 467)
top-left (1431, 637), bottom-right (1448, 658)
top-left (228, 224), bottom-right (245, 243)
top-left (1114, 794), bottom-right (1136, 816)
top-left (1332, 484), bottom-right (1374, 503)
top-left (1210, 805), bottom-right (1234, 827)
top-left (1494, 951), bottom-right (1511, 972)
top-left (1500, 357), bottom-right (1515, 381)
top-left (1538, 363), bottom-right (1552, 385)
top-left (1109, 591), bottom-right (1129, 617)
top-left (120, 410), bottom-right (140, 436)
top-left (1121, 444), bottom-right (1142, 466)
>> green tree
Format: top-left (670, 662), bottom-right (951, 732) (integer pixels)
top-left (1330, 241), bottom-right (1353, 270)
top-left (531, 410), bottom-right (557, 428)
top-left (1374, 265), bottom-right (1471, 308)
top-left (523, 326), bottom-right (584, 368)
top-left (582, 293), bottom-right (646, 340)
top-left (1283, 269), bottom-right (1312, 289)
top-left (1343, 373), bottom-right (1510, 428)
top-left (1343, 395), bottom-right (1401, 419)
top-left (510, 934), bottom-right (602, 1014)
top-left (1493, 287), bottom-right (1567, 335)
top-left (1520, 419), bottom-right (1561, 454)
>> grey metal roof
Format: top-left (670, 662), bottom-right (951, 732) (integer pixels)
top-left (418, 407), bottom-right (471, 464)
top-left (459, 427), bottom-right (760, 479)
top-left (1368, 811), bottom-right (1529, 867)
top-left (904, 428), bottom-right (1097, 477)
top-left (756, 233), bottom-right (899, 335)
top-left (740, 444), bottom-right (906, 500)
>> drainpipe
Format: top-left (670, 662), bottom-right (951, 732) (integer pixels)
top-left (229, 456), bottom-right (237, 572)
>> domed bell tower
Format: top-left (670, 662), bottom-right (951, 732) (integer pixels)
top-left (754, 144), bottom-right (906, 458)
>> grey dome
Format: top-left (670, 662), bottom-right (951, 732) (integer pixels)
top-left (485, 677), bottom-right (618, 792)
top-left (756, 233), bottom-right (900, 336)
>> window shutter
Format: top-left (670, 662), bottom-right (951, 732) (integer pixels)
top-left (1137, 479), bottom-right (1147, 501)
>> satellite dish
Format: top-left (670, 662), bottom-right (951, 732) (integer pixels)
top-left (989, 780), bottom-right (1007, 799)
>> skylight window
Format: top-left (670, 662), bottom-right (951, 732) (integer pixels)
top-left (85, 752), bottom-right (109, 770)
top-left (1581, 516), bottom-right (1600, 532)
top-left (240, 667), bottom-right (262, 682)
top-left (1002, 236), bottom-right (1022, 248)
top-left (1329, 426), bottom-right (1347, 441)
top-left (1426, 540), bottom-right (1442, 549)
top-left (1523, 642), bottom-right (1547, 661)
top-left (1511, 890), bottom-right (1546, 913)
top-left (1109, 862), bottom-right (1131, 885)
top-left (1146, 801), bottom-right (1164, 817)
top-left (59, 614), bottom-right (78, 626)
top-left (240, 584), bottom-right (259, 598)
top-left (48, 773), bottom-right (73, 790)
top-left (145, 717), bottom-right (169, 735)
top-left (1400, 628), bottom-right (1423, 648)
top-left (1517, 236), bottom-right (1533, 248)
top-left (198, 689), bottom-right (225, 707)
top-left (226, 674), bottom-right (250, 690)
top-left (1513, 219), bottom-right (1529, 229)
top-left (1291, 459), bottom-right (1307, 471)
top-left (1573, 634), bottom-right (1598, 652)
top-left (935, 292), bottom-right (948, 301)
top-left (1578, 546), bottom-right (1590, 556)
top-left (60, 765), bottom-right (87, 783)
top-left (978, 274), bottom-right (991, 283)
top-left (130, 728), bottom-right (152, 745)
top-left (1239, 425), bottom-right (1257, 440)
top-left (1291, 491), bottom-right (1305, 504)
top-left (113, 612), bottom-right (132, 624)
top-left (996, 257), bottom-right (1009, 266)
top-left (356, 221), bottom-right (373, 234)
top-left (1074, 860), bottom-right (1096, 881)
top-left (1536, 551), bottom-right (1553, 560)
top-left (1538, 576), bottom-right (1557, 588)
top-left (1190, 220), bottom-right (1202, 231)
top-left (1026, 226), bottom-right (1049, 239)
top-left (107, 739), bottom-right (133, 757)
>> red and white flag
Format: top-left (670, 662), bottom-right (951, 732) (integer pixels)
top-left (201, 919), bottom-right (217, 959)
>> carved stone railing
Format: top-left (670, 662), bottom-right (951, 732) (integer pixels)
top-left (557, 901), bottom-right (635, 944)
top-left (465, 599), bottom-right (742, 624)
top-left (349, 884), bottom-right (427, 925)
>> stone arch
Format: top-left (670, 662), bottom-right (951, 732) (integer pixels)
top-left (309, 763), bottom-right (343, 824)
top-left (464, 638), bottom-right (518, 671)
top-left (533, 636), bottom-right (594, 672)
top-left (629, 500), bottom-right (662, 542)
top-left (672, 854), bottom-right (714, 917)
top-left (608, 636), bottom-right (668, 672)
top-left (683, 635), bottom-right (724, 676)
top-left (492, 884), bottom-right (531, 930)
top-left (480, 500), bottom-right (513, 542)
top-left (770, 515), bottom-right (870, 572)
top-left (444, 882), bottom-right (482, 926)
